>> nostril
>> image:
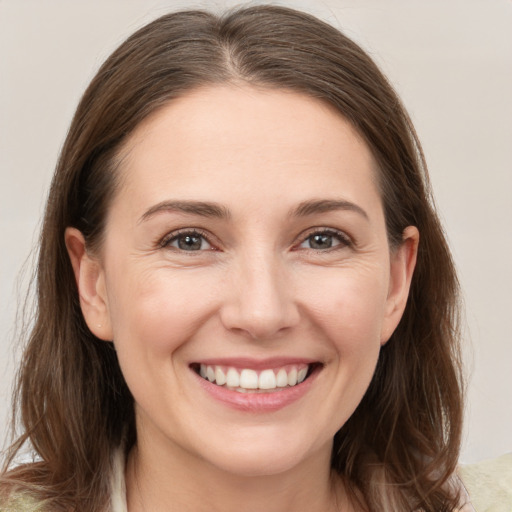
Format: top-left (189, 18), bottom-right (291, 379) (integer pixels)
top-left (219, 304), bottom-right (300, 341)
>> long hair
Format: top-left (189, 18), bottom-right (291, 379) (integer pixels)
top-left (1, 6), bottom-right (463, 511)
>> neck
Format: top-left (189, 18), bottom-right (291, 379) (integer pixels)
top-left (125, 433), bottom-right (352, 512)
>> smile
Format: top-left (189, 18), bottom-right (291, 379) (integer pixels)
top-left (190, 360), bottom-right (322, 412)
top-left (196, 363), bottom-right (311, 393)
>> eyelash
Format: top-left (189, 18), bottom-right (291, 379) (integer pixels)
top-left (294, 228), bottom-right (353, 252)
top-left (160, 228), bottom-right (216, 252)
top-left (159, 227), bottom-right (352, 254)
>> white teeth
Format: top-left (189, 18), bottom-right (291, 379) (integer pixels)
top-left (297, 367), bottom-right (308, 384)
top-left (206, 366), bottom-right (215, 382)
top-left (239, 369), bottom-right (259, 389)
top-left (259, 369), bottom-right (276, 390)
top-left (197, 363), bottom-right (312, 391)
top-left (226, 368), bottom-right (240, 388)
top-left (287, 367), bottom-right (298, 386)
top-left (276, 368), bottom-right (288, 388)
top-left (215, 367), bottom-right (226, 386)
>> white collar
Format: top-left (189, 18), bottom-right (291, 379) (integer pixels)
top-left (111, 448), bottom-right (128, 512)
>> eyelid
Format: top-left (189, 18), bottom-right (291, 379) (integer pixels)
top-left (157, 226), bottom-right (353, 253)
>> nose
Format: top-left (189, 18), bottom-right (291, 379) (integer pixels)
top-left (220, 253), bottom-right (300, 340)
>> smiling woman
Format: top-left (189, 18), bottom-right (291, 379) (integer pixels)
top-left (0, 5), bottom-right (470, 512)
top-left (65, 86), bottom-right (418, 490)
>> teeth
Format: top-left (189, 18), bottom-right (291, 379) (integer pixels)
top-left (226, 368), bottom-right (240, 388)
top-left (197, 363), bottom-right (312, 392)
top-left (276, 368), bottom-right (288, 388)
top-left (259, 369), bottom-right (277, 390)
top-left (287, 367), bottom-right (298, 386)
top-left (240, 369), bottom-right (259, 389)
top-left (215, 367), bottom-right (226, 386)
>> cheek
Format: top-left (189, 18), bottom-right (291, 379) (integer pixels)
top-left (300, 265), bottom-right (390, 349)
top-left (105, 265), bottom-right (219, 356)
top-left (104, 267), bottom-right (222, 413)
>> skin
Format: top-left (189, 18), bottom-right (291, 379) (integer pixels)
top-left (66, 85), bottom-right (418, 512)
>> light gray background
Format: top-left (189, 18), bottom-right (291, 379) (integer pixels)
top-left (1, 0), bottom-right (511, 464)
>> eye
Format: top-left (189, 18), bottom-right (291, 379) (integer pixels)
top-left (298, 229), bottom-right (351, 250)
top-left (163, 230), bottom-right (213, 252)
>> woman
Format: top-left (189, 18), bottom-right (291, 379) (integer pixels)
top-left (0, 5), bottom-right (472, 511)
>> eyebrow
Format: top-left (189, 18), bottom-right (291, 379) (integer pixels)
top-left (139, 198), bottom-right (368, 224)
top-left (291, 199), bottom-right (369, 220)
top-left (139, 200), bottom-right (231, 223)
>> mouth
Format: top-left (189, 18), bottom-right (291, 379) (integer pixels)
top-left (190, 362), bottom-right (321, 394)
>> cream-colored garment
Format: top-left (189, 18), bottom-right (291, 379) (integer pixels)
top-left (0, 494), bottom-right (47, 512)
top-left (458, 453), bottom-right (512, 512)
top-left (111, 448), bottom-right (128, 512)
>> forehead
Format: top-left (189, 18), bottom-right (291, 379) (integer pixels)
top-left (114, 85), bottom-right (381, 216)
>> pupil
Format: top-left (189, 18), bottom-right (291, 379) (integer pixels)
top-left (310, 234), bottom-right (332, 249)
top-left (178, 235), bottom-right (202, 251)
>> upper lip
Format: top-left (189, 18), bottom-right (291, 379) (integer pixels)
top-left (190, 357), bottom-right (318, 370)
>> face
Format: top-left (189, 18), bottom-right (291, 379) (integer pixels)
top-left (68, 85), bottom-right (417, 478)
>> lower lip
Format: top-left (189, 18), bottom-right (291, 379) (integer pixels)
top-left (193, 368), bottom-right (319, 413)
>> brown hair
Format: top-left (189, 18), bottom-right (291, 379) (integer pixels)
top-left (1, 6), bottom-right (463, 511)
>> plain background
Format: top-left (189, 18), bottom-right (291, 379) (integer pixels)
top-left (1, 0), bottom-right (511, 464)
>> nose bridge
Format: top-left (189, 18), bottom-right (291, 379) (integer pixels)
top-left (221, 247), bottom-right (299, 339)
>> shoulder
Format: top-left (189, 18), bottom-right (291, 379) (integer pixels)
top-left (458, 452), bottom-right (512, 511)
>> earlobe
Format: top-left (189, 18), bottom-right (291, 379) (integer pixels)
top-left (380, 226), bottom-right (419, 345)
top-left (65, 227), bottom-right (113, 341)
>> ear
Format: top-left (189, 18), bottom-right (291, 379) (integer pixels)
top-left (380, 226), bottom-right (419, 345)
top-left (65, 227), bottom-right (113, 341)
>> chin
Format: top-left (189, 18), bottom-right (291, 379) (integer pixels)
top-left (207, 450), bottom-right (309, 478)
top-left (196, 428), bottom-right (330, 478)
